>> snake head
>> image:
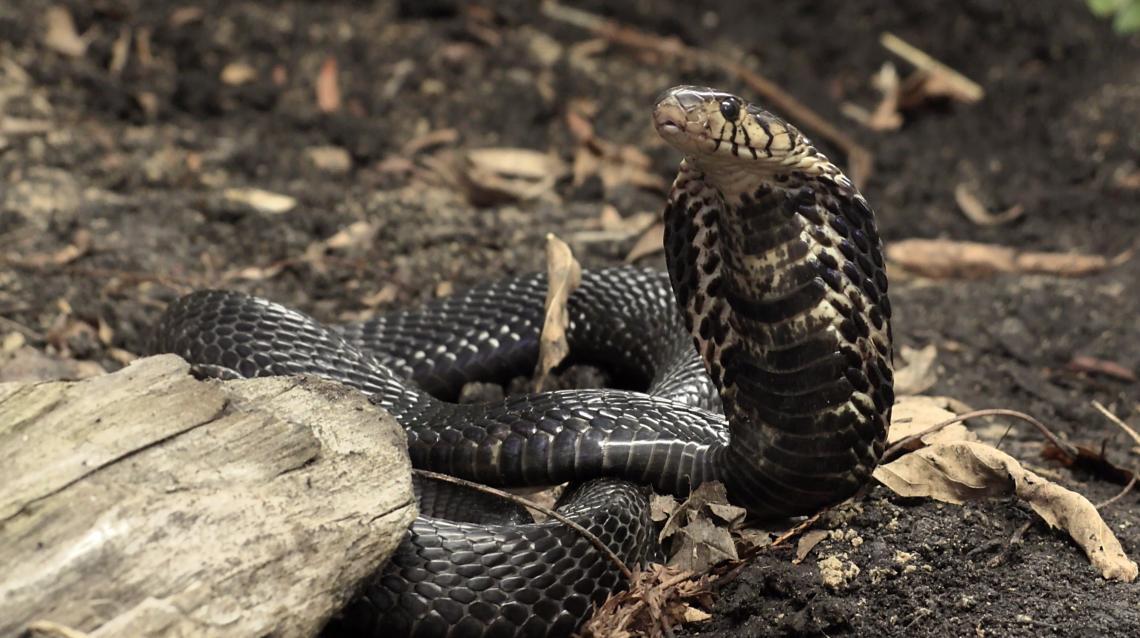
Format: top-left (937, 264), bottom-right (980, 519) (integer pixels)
top-left (654, 86), bottom-right (816, 184)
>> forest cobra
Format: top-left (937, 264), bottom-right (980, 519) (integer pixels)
top-left (153, 86), bottom-right (893, 638)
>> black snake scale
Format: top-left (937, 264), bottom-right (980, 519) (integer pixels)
top-left (152, 86), bottom-right (892, 638)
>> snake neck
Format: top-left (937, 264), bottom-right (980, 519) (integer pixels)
top-left (663, 156), bottom-right (893, 517)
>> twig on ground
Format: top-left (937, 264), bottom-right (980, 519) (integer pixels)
top-left (1096, 468), bottom-right (1139, 509)
top-left (412, 469), bottom-right (633, 580)
top-left (1067, 356), bottom-right (1138, 383)
top-left (882, 408), bottom-right (1078, 463)
top-left (770, 511), bottom-right (824, 548)
top-left (540, 1), bottom-right (874, 186)
top-left (1092, 400), bottom-right (1140, 448)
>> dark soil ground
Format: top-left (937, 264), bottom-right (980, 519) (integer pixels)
top-left (2, 0), bottom-right (1139, 636)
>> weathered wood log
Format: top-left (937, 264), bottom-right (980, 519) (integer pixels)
top-left (0, 354), bottom-right (416, 637)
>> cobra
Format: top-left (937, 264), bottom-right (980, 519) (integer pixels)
top-left (153, 86), bottom-right (892, 638)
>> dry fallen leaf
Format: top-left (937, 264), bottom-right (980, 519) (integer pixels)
top-left (534, 234), bottom-right (581, 391)
top-left (893, 343), bottom-right (939, 396)
top-left (793, 529), bottom-right (830, 564)
top-left (658, 482), bottom-right (742, 573)
top-left (1014, 248), bottom-right (1131, 276)
top-left (888, 395), bottom-right (978, 448)
top-left (649, 493), bottom-right (679, 523)
top-left (874, 440), bottom-right (1138, 582)
top-left (462, 148), bottom-right (566, 206)
top-left (888, 239), bottom-right (1126, 279)
top-left (659, 482), bottom-right (736, 539)
top-left (667, 516), bottom-right (737, 573)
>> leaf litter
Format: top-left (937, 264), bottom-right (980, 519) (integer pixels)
top-left (583, 391), bottom-right (1140, 635)
top-left (875, 440), bottom-right (1137, 582)
top-left (888, 238), bottom-right (1131, 279)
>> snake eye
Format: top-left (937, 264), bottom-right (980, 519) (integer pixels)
top-left (719, 97), bottom-right (741, 121)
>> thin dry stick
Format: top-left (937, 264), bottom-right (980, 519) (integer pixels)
top-left (881, 408), bottom-right (1078, 463)
top-left (540, 1), bottom-right (873, 186)
top-left (412, 469), bottom-right (633, 580)
top-left (1096, 468), bottom-right (1139, 509)
top-left (1089, 401), bottom-right (1140, 504)
top-left (770, 511), bottom-right (824, 548)
top-left (1091, 400), bottom-right (1140, 447)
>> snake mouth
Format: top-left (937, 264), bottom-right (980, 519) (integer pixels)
top-left (653, 95), bottom-right (708, 154)
top-left (652, 98), bottom-right (688, 136)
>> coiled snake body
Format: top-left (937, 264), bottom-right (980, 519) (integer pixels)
top-left (153, 87), bottom-right (892, 638)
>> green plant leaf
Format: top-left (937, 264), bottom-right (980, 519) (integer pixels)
top-left (1115, 2), bottom-right (1140, 31)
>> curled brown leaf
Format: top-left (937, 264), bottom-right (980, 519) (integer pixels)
top-left (874, 441), bottom-right (1138, 581)
top-left (534, 234), bottom-right (581, 391)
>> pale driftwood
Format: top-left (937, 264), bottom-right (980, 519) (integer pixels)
top-left (0, 354), bottom-right (416, 637)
